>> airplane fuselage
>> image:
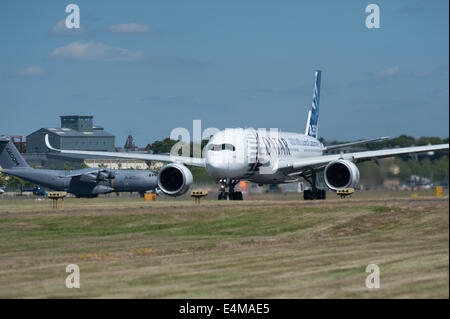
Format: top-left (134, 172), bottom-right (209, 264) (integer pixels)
top-left (205, 128), bottom-right (323, 184)
top-left (1, 167), bottom-right (157, 197)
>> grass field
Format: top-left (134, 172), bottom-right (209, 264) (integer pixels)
top-left (0, 190), bottom-right (448, 298)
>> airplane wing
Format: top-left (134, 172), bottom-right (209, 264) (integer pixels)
top-left (59, 168), bottom-right (111, 178)
top-left (60, 169), bottom-right (99, 178)
top-left (323, 136), bottom-right (390, 152)
top-left (283, 143), bottom-right (449, 173)
top-left (45, 134), bottom-right (206, 168)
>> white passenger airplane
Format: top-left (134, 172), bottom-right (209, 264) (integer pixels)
top-left (45, 70), bottom-right (449, 200)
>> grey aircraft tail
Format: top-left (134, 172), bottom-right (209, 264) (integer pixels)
top-left (0, 136), bottom-right (30, 169)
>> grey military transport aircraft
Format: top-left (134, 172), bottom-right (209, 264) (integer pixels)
top-left (0, 135), bottom-right (158, 198)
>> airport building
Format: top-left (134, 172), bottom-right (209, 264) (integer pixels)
top-left (23, 115), bottom-right (117, 169)
top-left (21, 115), bottom-right (157, 170)
top-left (26, 115), bottom-right (115, 153)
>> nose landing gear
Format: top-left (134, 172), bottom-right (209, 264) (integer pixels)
top-left (218, 178), bottom-right (243, 200)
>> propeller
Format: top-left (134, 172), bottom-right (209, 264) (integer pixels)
top-left (97, 169), bottom-right (115, 181)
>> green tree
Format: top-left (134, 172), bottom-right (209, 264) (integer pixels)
top-left (0, 173), bottom-right (7, 188)
top-left (419, 158), bottom-right (433, 179)
top-left (416, 136), bottom-right (443, 146)
top-left (407, 158), bottom-right (421, 176)
top-left (394, 158), bottom-right (411, 181)
top-left (433, 155), bottom-right (449, 182)
top-left (149, 138), bottom-right (178, 154)
top-left (149, 137), bottom-right (210, 156)
top-left (5, 175), bottom-right (33, 191)
top-left (63, 162), bottom-right (73, 171)
top-left (358, 161), bottom-right (384, 184)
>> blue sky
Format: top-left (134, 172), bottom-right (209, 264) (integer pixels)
top-left (0, 0), bottom-right (448, 146)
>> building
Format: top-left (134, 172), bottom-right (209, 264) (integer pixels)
top-left (83, 158), bottom-right (157, 170)
top-left (117, 133), bottom-right (153, 154)
top-left (22, 117), bottom-right (160, 170)
top-left (123, 133), bottom-right (139, 152)
top-left (26, 115), bottom-right (115, 153)
top-left (23, 115), bottom-right (116, 169)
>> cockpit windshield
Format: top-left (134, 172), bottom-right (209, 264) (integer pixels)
top-left (207, 143), bottom-right (236, 151)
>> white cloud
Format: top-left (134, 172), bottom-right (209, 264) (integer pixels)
top-left (377, 66), bottom-right (401, 76)
top-left (50, 41), bottom-right (145, 62)
top-left (108, 23), bottom-right (153, 34)
top-left (51, 19), bottom-right (84, 34)
top-left (52, 19), bottom-right (68, 33)
top-left (13, 66), bottom-right (45, 77)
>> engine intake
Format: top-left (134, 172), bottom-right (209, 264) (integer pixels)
top-left (157, 163), bottom-right (193, 196)
top-left (324, 159), bottom-right (360, 191)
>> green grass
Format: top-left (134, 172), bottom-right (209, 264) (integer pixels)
top-left (0, 193), bottom-right (447, 298)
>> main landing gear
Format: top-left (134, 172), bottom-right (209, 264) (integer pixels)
top-left (303, 188), bottom-right (326, 200)
top-left (218, 178), bottom-right (243, 200)
top-left (302, 172), bottom-right (326, 200)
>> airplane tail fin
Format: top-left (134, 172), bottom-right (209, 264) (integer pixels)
top-left (305, 70), bottom-right (321, 138)
top-left (0, 136), bottom-right (29, 169)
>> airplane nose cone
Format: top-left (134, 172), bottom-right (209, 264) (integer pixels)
top-left (205, 150), bottom-right (229, 177)
top-left (205, 150), bottom-right (248, 178)
top-left (204, 128), bottom-right (249, 179)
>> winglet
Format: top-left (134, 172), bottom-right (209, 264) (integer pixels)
top-left (45, 134), bottom-right (59, 152)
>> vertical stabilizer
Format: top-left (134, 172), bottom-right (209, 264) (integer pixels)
top-left (0, 136), bottom-right (29, 169)
top-left (305, 70), bottom-right (321, 138)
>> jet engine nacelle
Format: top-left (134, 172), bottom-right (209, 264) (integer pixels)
top-left (324, 159), bottom-right (360, 191)
top-left (157, 163), bottom-right (193, 196)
